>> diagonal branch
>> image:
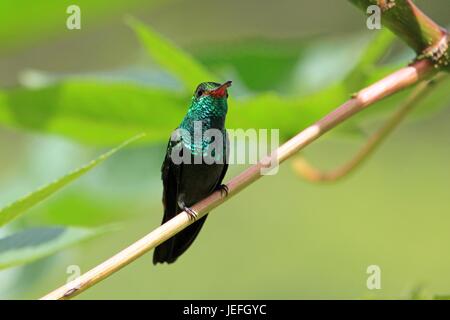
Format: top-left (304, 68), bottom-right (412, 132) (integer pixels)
top-left (292, 74), bottom-right (445, 182)
top-left (40, 58), bottom-right (435, 300)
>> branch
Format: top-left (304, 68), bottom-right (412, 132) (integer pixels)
top-left (292, 74), bottom-right (445, 182)
top-left (349, 0), bottom-right (449, 71)
top-left (40, 58), bottom-right (435, 300)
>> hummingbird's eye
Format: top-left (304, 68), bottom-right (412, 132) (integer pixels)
top-left (196, 89), bottom-right (204, 98)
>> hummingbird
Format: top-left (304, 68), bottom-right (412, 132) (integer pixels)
top-left (153, 81), bottom-right (232, 264)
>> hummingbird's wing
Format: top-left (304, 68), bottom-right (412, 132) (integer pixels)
top-left (153, 138), bottom-right (182, 264)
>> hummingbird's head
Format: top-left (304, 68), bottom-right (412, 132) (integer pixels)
top-left (189, 81), bottom-right (232, 117)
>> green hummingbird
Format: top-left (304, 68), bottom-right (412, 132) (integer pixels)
top-left (153, 81), bottom-right (232, 264)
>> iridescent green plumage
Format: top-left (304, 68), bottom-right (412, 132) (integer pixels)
top-left (180, 82), bottom-right (229, 155)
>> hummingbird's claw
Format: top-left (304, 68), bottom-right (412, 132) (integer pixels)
top-left (185, 206), bottom-right (199, 221)
top-left (217, 184), bottom-right (229, 197)
top-left (178, 200), bottom-right (198, 221)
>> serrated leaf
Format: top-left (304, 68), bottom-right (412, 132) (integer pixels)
top-left (0, 133), bottom-right (144, 227)
top-left (0, 226), bottom-right (108, 269)
top-left (127, 17), bottom-right (217, 89)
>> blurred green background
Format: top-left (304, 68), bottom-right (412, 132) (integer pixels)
top-left (0, 0), bottom-right (449, 299)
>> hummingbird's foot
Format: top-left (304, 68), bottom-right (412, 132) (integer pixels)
top-left (179, 202), bottom-right (198, 221)
top-left (217, 184), bottom-right (229, 197)
top-left (185, 207), bottom-right (198, 221)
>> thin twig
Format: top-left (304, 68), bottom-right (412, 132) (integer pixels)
top-left (292, 74), bottom-right (445, 182)
top-left (40, 59), bottom-right (434, 300)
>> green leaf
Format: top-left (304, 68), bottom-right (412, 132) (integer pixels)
top-left (0, 78), bottom-right (344, 145)
top-left (1, 70), bottom-right (448, 147)
top-left (127, 17), bottom-right (217, 89)
top-left (0, 133), bottom-right (144, 227)
top-left (0, 81), bottom-right (183, 145)
top-left (0, 226), bottom-right (108, 269)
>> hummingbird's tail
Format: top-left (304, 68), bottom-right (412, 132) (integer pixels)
top-left (153, 214), bottom-right (208, 264)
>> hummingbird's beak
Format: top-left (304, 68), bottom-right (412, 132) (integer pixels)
top-left (209, 80), bottom-right (232, 98)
